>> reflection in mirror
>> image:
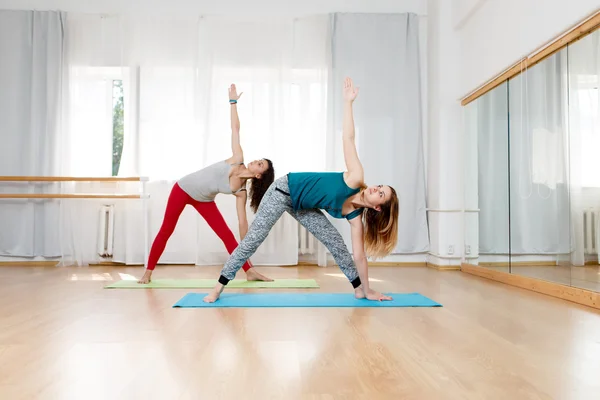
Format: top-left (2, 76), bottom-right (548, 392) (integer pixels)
top-left (567, 29), bottom-right (600, 293)
top-left (462, 27), bottom-right (600, 295)
top-left (507, 48), bottom-right (572, 286)
top-left (464, 81), bottom-right (510, 273)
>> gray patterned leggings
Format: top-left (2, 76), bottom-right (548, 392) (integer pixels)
top-left (218, 175), bottom-right (361, 288)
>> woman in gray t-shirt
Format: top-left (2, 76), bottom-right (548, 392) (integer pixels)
top-left (138, 84), bottom-right (275, 284)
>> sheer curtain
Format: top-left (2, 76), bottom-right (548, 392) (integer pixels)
top-left (476, 83), bottom-right (510, 255)
top-left (328, 13), bottom-right (429, 255)
top-left (189, 16), bottom-right (330, 266)
top-left (508, 51), bottom-right (571, 257)
top-left (5, 11), bottom-right (427, 266)
top-left (57, 14), bottom-right (137, 265)
top-left (0, 10), bottom-right (65, 260)
top-left (476, 36), bottom-right (600, 266)
top-left (568, 29), bottom-right (600, 265)
top-left (62, 14), bottom-right (330, 266)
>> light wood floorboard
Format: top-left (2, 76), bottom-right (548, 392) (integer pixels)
top-left (0, 265), bottom-right (599, 399)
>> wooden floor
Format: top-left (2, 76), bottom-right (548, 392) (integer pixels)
top-left (1, 265), bottom-right (599, 400)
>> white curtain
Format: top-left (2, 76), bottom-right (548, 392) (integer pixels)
top-left (0, 10), bottom-right (65, 259)
top-left (1, 11), bottom-right (428, 266)
top-left (567, 29), bottom-right (600, 265)
top-left (478, 52), bottom-right (571, 258)
top-left (61, 14), bottom-right (331, 266)
top-left (328, 13), bottom-right (429, 255)
top-left (475, 34), bottom-right (600, 267)
top-left (475, 82), bottom-right (510, 255)
top-left (508, 50), bottom-right (571, 257)
top-left (56, 14), bottom-right (135, 265)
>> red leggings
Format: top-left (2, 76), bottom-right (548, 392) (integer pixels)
top-left (146, 183), bottom-right (252, 272)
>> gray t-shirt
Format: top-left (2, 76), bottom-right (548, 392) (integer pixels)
top-left (178, 160), bottom-right (244, 202)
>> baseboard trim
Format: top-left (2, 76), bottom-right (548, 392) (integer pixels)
top-left (427, 262), bottom-right (461, 271)
top-left (461, 263), bottom-right (600, 310)
top-left (479, 261), bottom-right (558, 267)
top-left (369, 261), bottom-right (427, 267)
top-left (476, 261), bottom-right (600, 267)
top-left (88, 262), bottom-right (144, 267)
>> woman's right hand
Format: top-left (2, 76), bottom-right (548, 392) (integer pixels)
top-left (343, 77), bottom-right (359, 103)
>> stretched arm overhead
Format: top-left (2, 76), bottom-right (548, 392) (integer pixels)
top-left (228, 84), bottom-right (244, 164)
top-left (342, 77), bottom-right (364, 188)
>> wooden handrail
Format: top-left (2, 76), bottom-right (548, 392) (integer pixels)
top-left (0, 176), bottom-right (147, 182)
top-left (0, 194), bottom-right (145, 199)
top-left (461, 8), bottom-right (600, 106)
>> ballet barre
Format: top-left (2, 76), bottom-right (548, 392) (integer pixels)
top-left (0, 194), bottom-right (147, 199)
top-left (0, 176), bottom-right (146, 182)
top-left (0, 176), bottom-right (150, 267)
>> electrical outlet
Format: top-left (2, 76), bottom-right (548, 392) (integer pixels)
top-left (465, 245), bottom-right (471, 255)
top-left (448, 245), bottom-right (454, 255)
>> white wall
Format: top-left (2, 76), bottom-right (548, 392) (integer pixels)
top-left (426, 0), bottom-right (465, 266)
top-left (426, 0), bottom-right (600, 266)
top-left (0, 0), bottom-right (427, 16)
top-left (456, 0), bottom-right (600, 97)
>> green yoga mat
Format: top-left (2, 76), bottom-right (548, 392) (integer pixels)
top-left (104, 278), bottom-right (319, 289)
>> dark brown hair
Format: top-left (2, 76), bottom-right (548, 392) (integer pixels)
top-left (248, 158), bottom-right (274, 213)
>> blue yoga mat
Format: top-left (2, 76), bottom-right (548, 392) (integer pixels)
top-left (172, 292), bottom-right (442, 308)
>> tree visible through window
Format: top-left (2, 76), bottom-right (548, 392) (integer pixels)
top-left (112, 80), bottom-right (124, 176)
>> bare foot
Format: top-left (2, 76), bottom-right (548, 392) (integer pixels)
top-left (203, 284), bottom-right (224, 303)
top-left (354, 287), bottom-right (366, 299)
top-left (203, 291), bottom-right (220, 303)
top-left (137, 270), bottom-right (152, 284)
top-left (355, 287), bottom-right (392, 301)
top-left (245, 268), bottom-right (274, 282)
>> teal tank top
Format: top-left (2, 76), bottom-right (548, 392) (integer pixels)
top-left (287, 172), bottom-right (364, 220)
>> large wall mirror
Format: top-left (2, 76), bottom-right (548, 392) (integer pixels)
top-left (463, 28), bottom-right (600, 294)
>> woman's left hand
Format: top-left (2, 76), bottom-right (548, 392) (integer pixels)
top-left (229, 83), bottom-right (243, 101)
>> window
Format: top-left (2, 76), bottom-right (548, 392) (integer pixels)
top-left (69, 65), bottom-right (327, 180)
top-left (67, 66), bottom-right (127, 176)
top-left (112, 79), bottom-right (124, 176)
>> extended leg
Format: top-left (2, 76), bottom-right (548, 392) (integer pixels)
top-left (139, 183), bottom-right (189, 283)
top-left (218, 185), bottom-right (291, 284)
top-left (292, 209), bottom-right (360, 288)
top-left (191, 200), bottom-right (272, 281)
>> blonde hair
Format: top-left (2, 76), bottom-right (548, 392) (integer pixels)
top-left (360, 185), bottom-right (399, 259)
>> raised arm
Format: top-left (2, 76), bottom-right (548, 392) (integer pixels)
top-left (228, 84), bottom-right (244, 164)
top-left (342, 77), bottom-right (364, 188)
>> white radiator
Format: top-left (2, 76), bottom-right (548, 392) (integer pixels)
top-left (298, 223), bottom-right (317, 255)
top-left (583, 208), bottom-right (599, 255)
top-left (97, 204), bottom-right (115, 258)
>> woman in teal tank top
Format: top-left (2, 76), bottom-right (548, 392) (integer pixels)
top-left (204, 77), bottom-right (400, 303)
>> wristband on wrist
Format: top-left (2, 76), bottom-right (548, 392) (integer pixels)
top-left (229, 99), bottom-right (237, 104)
